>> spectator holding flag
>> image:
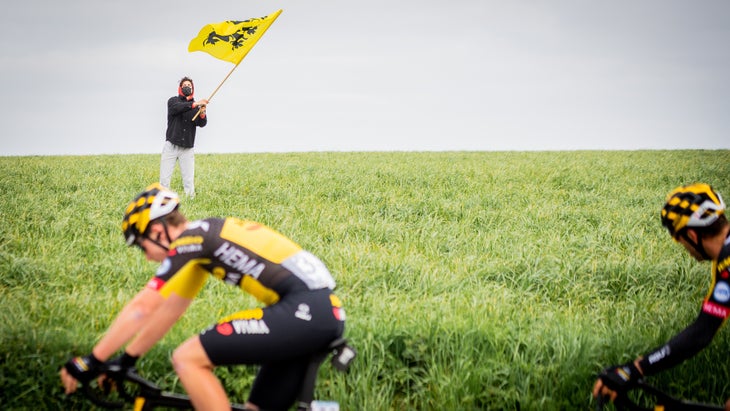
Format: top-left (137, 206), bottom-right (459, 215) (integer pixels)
top-left (157, 9), bottom-right (282, 199)
top-left (160, 76), bottom-right (208, 198)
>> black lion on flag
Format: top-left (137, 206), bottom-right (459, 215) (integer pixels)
top-left (204, 20), bottom-right (259, 50)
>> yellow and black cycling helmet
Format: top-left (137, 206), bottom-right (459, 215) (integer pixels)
top-left (122, 183), bottom-right (180, 246)
top-left (661, 183), bottom-right (725, 239)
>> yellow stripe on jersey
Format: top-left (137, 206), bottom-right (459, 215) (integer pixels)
top-left (330, 293), bottom-right (343, 308)
top-left (241, 275), bottom-right (280, 305)
top-left (218, 308), bottom-right (264, 323)
top-left (220, 218), bottom-right (301, 263)
top-left (159, 260), bottom-right (209, 299)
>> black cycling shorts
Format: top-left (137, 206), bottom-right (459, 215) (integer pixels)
top-left (198, 288), bottom-right (345, 410)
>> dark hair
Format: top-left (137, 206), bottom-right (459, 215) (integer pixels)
top-left (696, 214), bottom-right (729, 239)
top-left (147, 209), bottom-right (187, 235)
top-left (164, 209), bottom-right (187, 227)
top-left (179, 77), bottom-right (194, 88)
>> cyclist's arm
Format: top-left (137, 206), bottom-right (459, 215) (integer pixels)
top-left (120, 259), bottom-right (207, 356)
top-left (124, 292), bottom-right (193, 357)
top-left (92, 288), bottom-right (165, 361)
top-left (638, 311), bottom-right (723, 375)
top-left (90, 233), bottom-right (210, 361)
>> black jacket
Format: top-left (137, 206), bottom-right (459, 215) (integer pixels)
top-left (166, 95), bottom-right (207, 148)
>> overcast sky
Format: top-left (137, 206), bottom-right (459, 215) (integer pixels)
top-left (1, 1), bottom-right (728, 156)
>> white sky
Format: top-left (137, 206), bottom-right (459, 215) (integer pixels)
top-left (1, 0), bottom-right (728, 156)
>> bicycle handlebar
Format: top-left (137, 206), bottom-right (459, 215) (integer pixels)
top-left (80, 365), bottom-right (163, 409)
top-left (595, 380), bottom-right (723, 411)
top-left (79, 338), bottom-right (355, 410)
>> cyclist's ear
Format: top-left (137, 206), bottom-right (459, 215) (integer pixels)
top-left (146, 221), bottom-right (167, 242)
top-left (684, 228), bottom-right (699, 242)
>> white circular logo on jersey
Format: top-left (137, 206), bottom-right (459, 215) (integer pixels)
top-left (713, 282), bottom-right (730, 303)
top-left (155, 258), bottom-right (171, 276)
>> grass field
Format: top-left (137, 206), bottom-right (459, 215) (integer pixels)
top-left (1, 150), bottom-right (729, 410)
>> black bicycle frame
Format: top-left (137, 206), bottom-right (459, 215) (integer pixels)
top-left (81, 338), bottom-right (356, 411)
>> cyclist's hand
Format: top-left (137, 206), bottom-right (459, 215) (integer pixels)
top-left (97, 352), bottom-right (139, 392)
top-left (104, 352), bottom-right (139, 374)
top-left (61, 354), bottom-right (102, 394)
top-left (592, 361), bottom-right (642, 401)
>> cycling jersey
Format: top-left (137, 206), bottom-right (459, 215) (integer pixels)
top-left (639, 232), bottom-right (730, 375)
top-left (146, 217), bottom-right (336, 302)
top-left (145, 217), bottom-right (345, 410)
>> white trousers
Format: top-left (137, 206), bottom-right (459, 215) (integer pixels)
top-left (160, 141), bottom-right (195, 196)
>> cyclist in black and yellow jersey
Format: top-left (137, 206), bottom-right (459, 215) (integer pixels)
top-left (61, 183), bottom-right (346, 411)
top-left (593, 183), bottom-right (730, 406)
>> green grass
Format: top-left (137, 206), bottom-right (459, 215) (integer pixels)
top-left (1, 150), bottom-right (729, 410)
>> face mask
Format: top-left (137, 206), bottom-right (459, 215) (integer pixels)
top-left (181, 86), bottom-right (193, 96)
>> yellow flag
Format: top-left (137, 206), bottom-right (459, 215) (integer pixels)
top-left (188, 9), bottom-right (282, 65)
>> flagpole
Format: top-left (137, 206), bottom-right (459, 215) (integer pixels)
top-left (189, 9), bottom-right (283, 121)
top-left (192, 59), bottom-right (242, 121)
